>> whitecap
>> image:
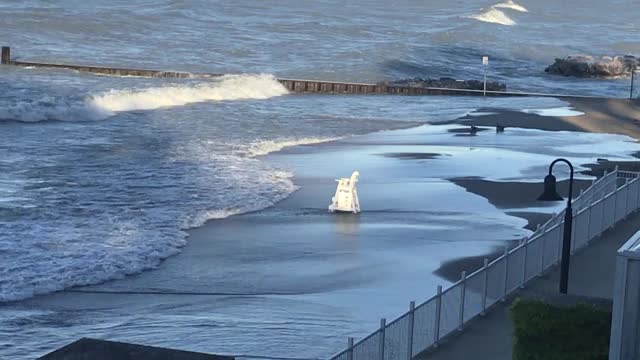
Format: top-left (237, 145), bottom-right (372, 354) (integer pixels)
top-left (466, 8), bottom-right (516, 26)
top-left (493, 0), bottom-right (528, 12)
top-left (0, 74), bottom-right (289, 123)
top-left (242, 137), bottom-right (342, 157)
top-left (89, 74), bottom-right (288, 112)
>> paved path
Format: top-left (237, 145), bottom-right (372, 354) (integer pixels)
top-left (414, 211), bottom-right (640, 360)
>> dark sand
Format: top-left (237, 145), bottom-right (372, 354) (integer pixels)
top-left (456, 98), bottom-right (640, 137)
top-left (450, 177), bottom-right (592, 209)
top-left (380, 152), bottom-right (445, 160)
top-left (583, 159), bottom-right (640, 177)
top-left (506, 211), bottom-right (554, 232)
top-left (435, 98), bottom-right (640, 283)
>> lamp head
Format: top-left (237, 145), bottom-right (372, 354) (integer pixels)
top-left (537, 174), bottom-right (564, 201)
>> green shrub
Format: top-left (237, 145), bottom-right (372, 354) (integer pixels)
top-left (510, 298), bottom-right (611, 360)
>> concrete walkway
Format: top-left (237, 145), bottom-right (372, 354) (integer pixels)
top-left (413, 211), bottom-right (640, 360)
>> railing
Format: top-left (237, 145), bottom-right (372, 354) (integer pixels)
top-left (609, 225), bottom-right (640, 359)
top-left (329, 167), bottom-right (640, 360)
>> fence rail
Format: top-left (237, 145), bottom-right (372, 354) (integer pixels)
top-left (329, 167), bottom-right (640, 360)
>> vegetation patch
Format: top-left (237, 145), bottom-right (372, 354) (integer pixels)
top-left (511, 298), bottom-right (611, 360)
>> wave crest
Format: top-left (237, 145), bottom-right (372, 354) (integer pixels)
top-left (89, 74), bottom-right (288, 112)
top-left (493, 0), bottom-right (528, 12)
top-left (242, 137), bottom-right (342, 157)
top-left (467, 8), bottom-right (516, 26)
top-left (466, 1), bottom-right (527, 26)
top-left (0, 97), bottom-right (112, 123)
top-left (0, 74), bottom-right (288, 123)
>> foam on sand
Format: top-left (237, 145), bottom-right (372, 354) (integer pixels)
top-left (242, 137), bottom-right (343, 157)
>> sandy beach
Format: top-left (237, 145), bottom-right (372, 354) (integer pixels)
top-left (3, 1), bottom-right (640, 359)
top-left (8, 97), bottom-right (640, 360)
top-left (436, 97), bottom-right (640, 282)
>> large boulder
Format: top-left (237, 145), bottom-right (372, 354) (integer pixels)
top-left (545, 55), bottom-right (639, 77)
top-left (383, 77), bottom-right (507, 91)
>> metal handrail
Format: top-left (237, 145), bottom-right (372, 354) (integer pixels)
top-left (329, 170), bottom-right (640, 360)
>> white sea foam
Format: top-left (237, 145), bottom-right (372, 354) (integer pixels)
top-left (89, 74), bottom-right (288, 112)
top-left (467, 8), bottom-right (516, 26)
top-left (0, 74), bottom-right (288, 122)
top-left (0, 98), bottom-right (112, 123)
top-left (243, 137), bottom-right (343, 157)
top-left (521, 106), bottom-right (585, 117)
top-left (493, 0), bottom-right (528, 12)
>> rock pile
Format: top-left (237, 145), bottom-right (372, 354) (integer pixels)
top-left (545, 55), bottom-right (639, 77)
top-left (382, 77), bottom-right (507, 91)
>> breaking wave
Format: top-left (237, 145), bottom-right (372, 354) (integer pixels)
top-left (90, 74), bottom-right (289, 112)
top-left (466, 1), bottom-right (527, 26)
top-left (467, 8), bottom-right (516, 26)
top-left (0, 74), bottom-right (288, 123)
top-left (493, 0), bottom-right (528, 12)
top-left (0, 98), bottom-right (111, 123)
top-left (241, 137), bottom-right (343, 157)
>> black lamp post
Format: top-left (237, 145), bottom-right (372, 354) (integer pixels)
top-left (537, 158), bottom-right (574, 294)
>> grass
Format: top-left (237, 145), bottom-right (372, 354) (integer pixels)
top-left (510, 298), bottom-right (611, 360)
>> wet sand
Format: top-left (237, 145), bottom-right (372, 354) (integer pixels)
top-left (455, 98), bottom-right (640, 137)
top-left (450, 178), bottom-right (592, 209)
top-left (435, 98), bottom-right (640, 282)
top-left (13, 97), bottom-right (640, 359)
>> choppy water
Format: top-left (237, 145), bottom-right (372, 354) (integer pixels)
top-left (0, 0), bottom-right (639, 358)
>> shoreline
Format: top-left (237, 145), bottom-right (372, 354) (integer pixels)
top-left (433, 97), bottom-right (640, 282)
top-left (8, 96), bottom-right (640, 360)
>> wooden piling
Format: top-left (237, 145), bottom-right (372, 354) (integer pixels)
top-left (1, 46), bottom-right (10, 64)
top-left (11, 48), bottom-right (607, 98)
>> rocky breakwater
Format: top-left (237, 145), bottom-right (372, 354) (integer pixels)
top-left (382, 77), bottom-right (507, 92)
top-left (545, 55), bottom-right (639, 78)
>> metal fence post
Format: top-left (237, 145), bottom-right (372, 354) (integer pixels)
top-left (570, 210), bottom-right (577, 254)
top-left (481, 258), bottom-right (489, 315)
top-left (502, 246), bottom-right (509, 300)
top-left (458, 271), bottom-right (466, 331)
top-left (521, 238), bottom-right (528, 287)
top-left (347, 337), bottom-right (354, 360)
top-left (378, 318), bottom-right (386, 360)
top-left (577, 189), bottom-right (584, 211)
top-left (636, 178), bottom-right (640, 213)
top-left (433, 285), bottom-right (442, 346)
top-left (612, 183), bottom-right (619, 229)
top-left (539, 228), bottom-right (546, 275)
top-left (600, 192), bottom-right (606, 235)
top-left (587, 197), bottom-right (594, 241)
top-left (624, 179), bottom-right (630, 215)
top-left (407, 301), bottom-right (415, 360)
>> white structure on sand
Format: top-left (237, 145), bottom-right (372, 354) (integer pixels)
top-left (329, 171), bottom-right (361, 213)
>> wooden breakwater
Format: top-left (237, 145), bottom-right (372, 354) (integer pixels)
top-left (2, 46), bottom-right (520, 97)
top-left (1, 46), bottom-right (212, 78)
top-left (0, 46), bottom-right (601, 98)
